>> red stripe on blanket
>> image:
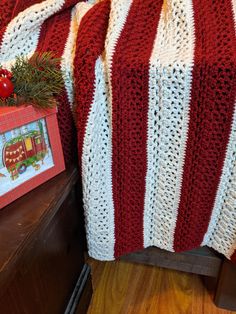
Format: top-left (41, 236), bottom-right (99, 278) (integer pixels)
top-left (0, 1), bottom-right (16, 45)
top-left (11, 0), bottom-right (44, 19)
top-left (74, 1), bottom-right (110, 160)
top-left (0, 1), bottom-right (15, 28)
top-left (35, 8), bottom-right (75, 163)
top-left (36, 8), bottom-right (71, 57)
top-left (174, 0), bottom-right (236, 251)
top-left (112, 0), bottom-right (162, 258)
top-left (11, 0), bottom-right (79, 20)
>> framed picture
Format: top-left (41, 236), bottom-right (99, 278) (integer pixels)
top-left (0, 105), bottom-right (65, 209)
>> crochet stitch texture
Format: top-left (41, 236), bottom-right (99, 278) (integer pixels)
top-left (74, 0), bottom-right (236, 261)
top-left (0, 0), bottom-right (235, 262)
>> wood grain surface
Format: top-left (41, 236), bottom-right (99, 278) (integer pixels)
top-left (120, 246), bottom-right (222, 277)
top-left (0, 167), bottom-right (91, 313)
top-left (87, 258), bottom-right (236, 314)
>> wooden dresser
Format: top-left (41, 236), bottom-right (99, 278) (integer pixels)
top-left (0, 166), bottom-right (92, 314)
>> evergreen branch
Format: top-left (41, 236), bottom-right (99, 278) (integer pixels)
top-left (1, 51), bottom-right (65, 108)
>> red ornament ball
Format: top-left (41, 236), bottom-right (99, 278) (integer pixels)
top-left (0, 77), bottom-right (14, 98)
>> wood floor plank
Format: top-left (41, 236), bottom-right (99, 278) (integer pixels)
top-left (87, 258), bottom-right (236, 314)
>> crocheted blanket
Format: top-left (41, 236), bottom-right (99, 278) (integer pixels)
top-left (1, 0), bottom-right (236, 262)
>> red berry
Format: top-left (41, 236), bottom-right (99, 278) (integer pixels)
top-left (0, 77), bottom-right (14, 98)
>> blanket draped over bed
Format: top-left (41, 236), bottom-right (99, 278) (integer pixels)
top-left (0, 0), bottom-right (235, 262)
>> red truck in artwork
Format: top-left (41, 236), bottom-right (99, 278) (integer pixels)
top-left (2, 126), bottom-right (47, 179)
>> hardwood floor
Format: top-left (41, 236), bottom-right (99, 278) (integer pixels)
top-left (87, 258), bottom-right (236, 314)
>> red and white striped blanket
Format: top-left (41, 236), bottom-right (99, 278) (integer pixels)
top-left (1, 0), bottom-right (236, 262)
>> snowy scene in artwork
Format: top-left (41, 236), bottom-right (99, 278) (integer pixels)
top-left (0, 118), bottom-right (54, 196)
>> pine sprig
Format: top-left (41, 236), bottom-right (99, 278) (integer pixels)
top-left (0, 52), bottom-right (64, 108)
